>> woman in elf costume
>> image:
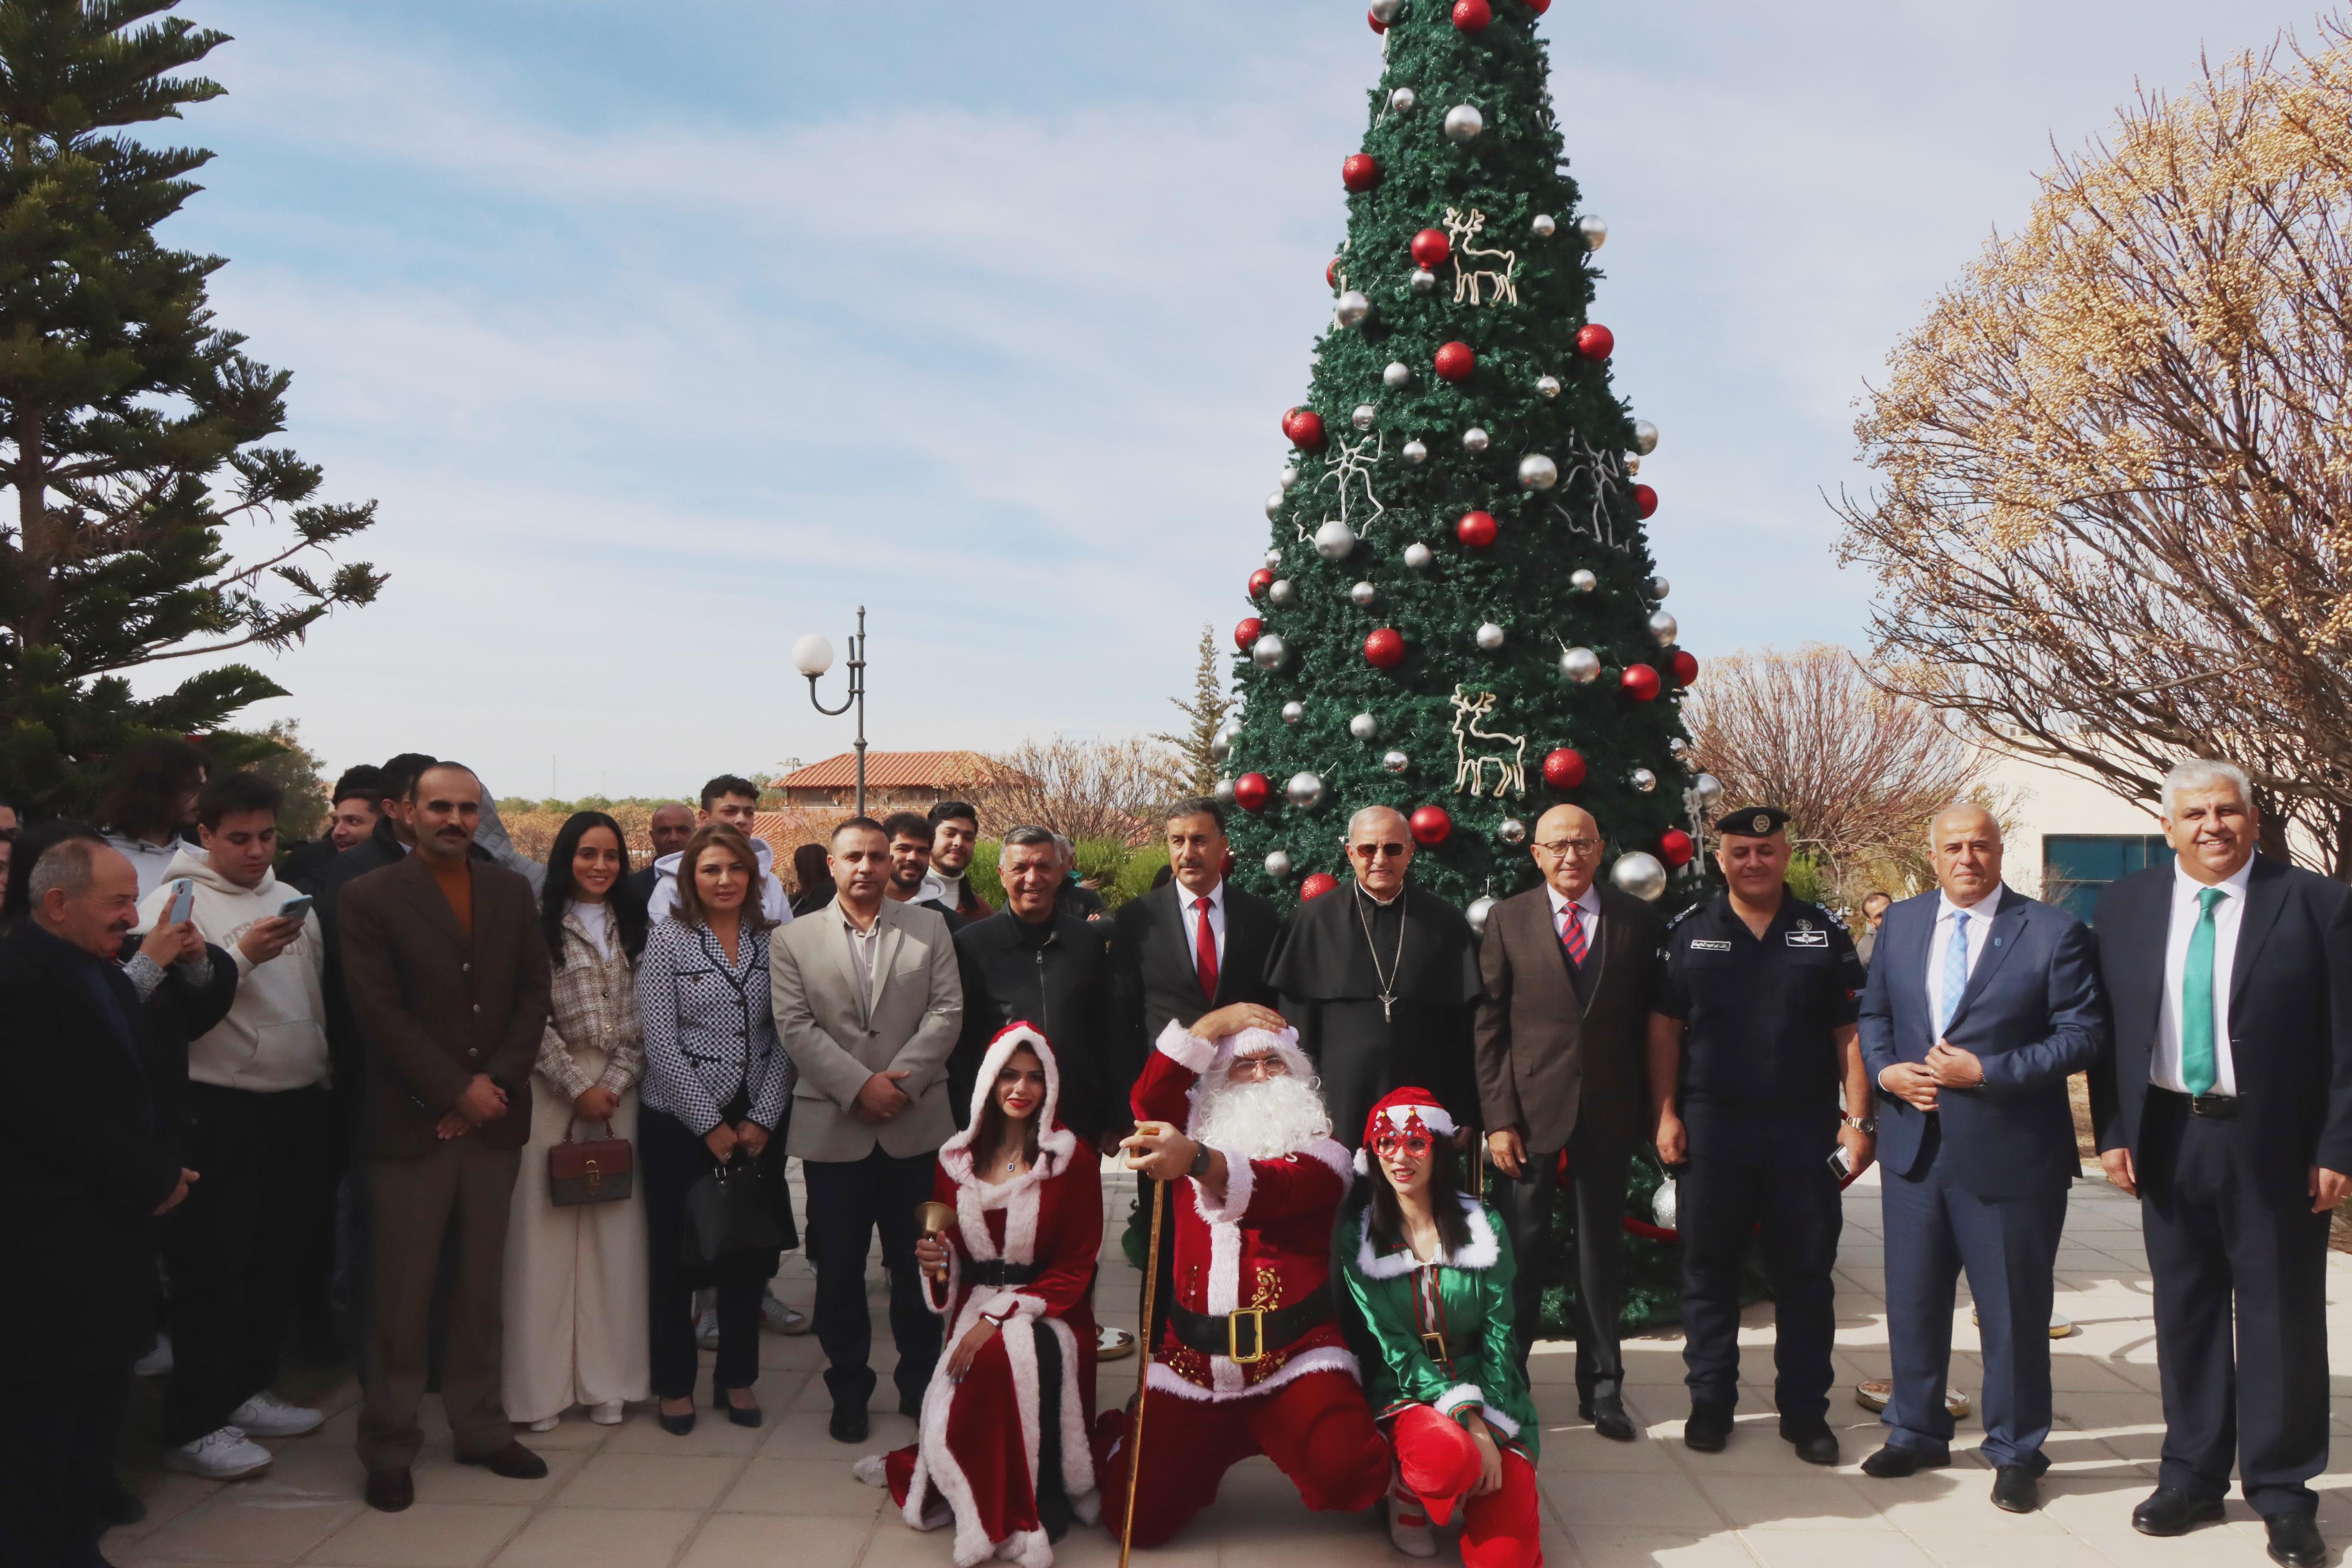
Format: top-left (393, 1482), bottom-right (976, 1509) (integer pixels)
top-left (854, 1023), bottom-right (1102, 1568)
top-left (1343, 1087), bottom-right (1542, 1568)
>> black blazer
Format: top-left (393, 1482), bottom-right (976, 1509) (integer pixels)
top-left (0, 922), bottom-right (192, 1378)
top-left (1109, 880), bottom-right (1282, 1102)
top-left (953, 911), bottom-right (1114, 1140)
top-left (2090, 856), bottom-right (2352, 1202)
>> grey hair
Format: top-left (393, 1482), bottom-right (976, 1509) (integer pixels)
top-left (2160, 758), bottom-right (2254, 818)
top-left (28, 838), bottom-right (102, 903)
top-left (1345, 804), bottom-right (1410, 843)
top-left (1926, 800), bottom-right (2003, 850)
top-left (999, 825), bottom-right (1057, 866)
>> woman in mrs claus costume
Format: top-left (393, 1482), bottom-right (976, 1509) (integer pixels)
top-left (856, 1022), bottom-right (1103, 1567)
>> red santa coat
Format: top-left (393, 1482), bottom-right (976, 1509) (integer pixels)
top-left (1133, 1020), bottom-right (1359, 1401)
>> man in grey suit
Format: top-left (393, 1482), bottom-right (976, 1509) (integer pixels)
top-left (772, 817), bottom-right (963, 1444)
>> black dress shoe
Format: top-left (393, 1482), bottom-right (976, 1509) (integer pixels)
top-left (2130, 1486), bottom-right (2224, 1536)
top-left (2264, 1512), bottom-right (2327, 1568)
top-left (365, 1468), bottom-right (414, 1513)
top-left (456, 1441), bottom-right (548, 1480)
top-left (1778, 1416), bottom-right (1840, 1467)
top-left (716, 1390), bottom-right (763, 1429)
top-left (1683, 1403), bottom-right (1733, 1453)
top-left (829, 1402), bottom-right (870, 1444)
top-left (658, 1408), bottom-right (697, 1437)
top-left (1991, 1466), bottom-right (2039, 1514)
top-left (97, 1479), bottom-right (148, 1527)
top-left (1578, 1397), bottom-right (1636, 1443)
top-left (1860, 1444), bottom-right (1949, 1479)
top-left (898, 1391), bottom-right (923, 1419)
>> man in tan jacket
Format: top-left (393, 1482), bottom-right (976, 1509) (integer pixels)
top-left (772, 816), bottom-right (962, 1443)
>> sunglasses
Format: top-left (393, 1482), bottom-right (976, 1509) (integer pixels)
top-left (1373, 1129), bottom-right (1434, 1159)
top-left (1350, 843), bottom-right (1410, 860)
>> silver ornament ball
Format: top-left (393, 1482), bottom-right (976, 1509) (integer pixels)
top-left (1266, 577), bottom-right (1296, 607)
top-left (1475, 621), bottom-right (1505, 651)
top-left (1334, 291), bottom-right (1371, 328)
top-left (1213, 777), bottom-right (1236, 806)
top-left (1280, 701), bottom-right (1304, 725)
top-left (1264, 492), bottom-right (1284, 521)
top-left (1370, 0), bottom-right (1404, 21)
top-left (1349, 581), bottom-right (1377, 608)
top-left (1264, 850), bottom-right (1294, 881)
top-left (1559, 646), bottom-right (1602, 684)
top-left (1264, 548), bottom-right (1283, 569)
top-left (1570, 569), bottom-right (1598, 594)
top-left (1382, 748), bottom-right (1411, 774)
top-left (1402, 541), bottom-right (1433, 570)
top-left (1352, 402), bottom-right (1378, 432)
top-left (1409, 267), bottom-right (1438, 293)
top-left (1387, 83), bottom-right (1416, 111)
top-left (1648, 610), bottom-right (1679, 646)
top-left (1651, 1176), bottom-right (1679, 1230)
top-left (1632, 418), bottom-right (1659, 455)
top-left (1530, 213), bottom-right (1557, 239)
top-left (1285, 772), bottom-right (1326, 810)
top-left (1313, 519), bottom-right (1357, 562)
top-left (1383, 361), bottom-right (1413, 389)
top-left (1630, 768), bottom-right (1658, 794)
top-left (1536, 374), bottom-right (1562, 399)
top-left (1578, 215), bottom-right (1608, 251)
top-left (1279, 464), bottom-right (1302, 491)
top-left (1519, 453), bottom-right (1559, 490)
top-left (1462, 427), bottom-right (1490, 454)
top-left (1611, 850), bottom-right (1668, 902)
top-left (1693, 773), bottom-right (1724, 805)
top-left (1349, 712), bottom-right (1380, 741)
top-left (1208, 724), bottom-right (1235, 762)
top-left (1465, 895), bottom-right (1498, 938)
top-left (1250, 633), bottom-right (1289, 669)
top-left (1402, 439), bottom-right (1429, 465)
top-left (1648, 575), bottom-right (1671, 600)
top-left (1498, 817), bottom-right (1527, 846)
top-left (1622, 454), bottom-right (1641, 475)
top-left (1443, 103), bottom-right (1484, 141)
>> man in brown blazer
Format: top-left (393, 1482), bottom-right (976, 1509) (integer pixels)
top-left (1475, 802), bottom-right (1665, 1441)
top-left (339, 763), bottom-right (552, 1512)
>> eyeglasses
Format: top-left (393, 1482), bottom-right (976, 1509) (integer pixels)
top-left (1373, 1129), bottom-right (1433, 1159)
top-left (1349, 842), bottom-right (1410, 860)
top-left (1228, 1054), bottom-right (1290, 1082)
top-left (1534, 838), bottom-right (1601, 858)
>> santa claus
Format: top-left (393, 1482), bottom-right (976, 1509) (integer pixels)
top-left (1097, 1003), bottom-right (1390, 1547)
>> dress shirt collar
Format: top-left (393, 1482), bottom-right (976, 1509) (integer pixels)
top-left (1546, 882), bottom-right (1601, 921)
top-left (1355, 880), bottom-right (1405, 909)
top-left (1175, 877), bottom-right (1225, 913)
top-left (2173, 855), bottom-right (2255, 904)
top-left (1935, 885), bottom-right (2003, 922)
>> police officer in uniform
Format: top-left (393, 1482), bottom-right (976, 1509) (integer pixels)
top-left (1647, 807), bottom-right (1875, 1463)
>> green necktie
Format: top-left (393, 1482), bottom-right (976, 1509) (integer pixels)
top-left (2180, 886), bottom-right (2225, 1097)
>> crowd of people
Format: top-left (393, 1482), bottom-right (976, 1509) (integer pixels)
top-left (0, 743), bottom-right (2345, 1568)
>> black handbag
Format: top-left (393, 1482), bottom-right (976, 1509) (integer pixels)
top-left (681, 1156), bottom-right (785, 1270)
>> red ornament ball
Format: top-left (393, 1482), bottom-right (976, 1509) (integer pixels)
top-left (1299, 872), bottom-right (1341, 901)
top-left (1364, 627), bottom-right (1406, 669)
top-left (1233, 773), bottom-right (1272, 812)
top-left (1234, 617), bottom-right (1264, 651)
top-left (1528, 0), bottom-right (1551, 11)
top-left (1541, 748), bottom-right (1588, 790)
top-left (1433, 341), bottom-right (1476, 383)
top-left (1282, 406), bottom-right (1327, 452)
top-left (1367, 6), bottom-right (1387, 31)
top-left (1455, 509), bottom-right (1498, 549)
top-left (1575, 323), bottom-right (1615, 360)
top-left (1342, 153), bottom-right (1382, 193)
top-left (1410, 804), bottom-right (1453, 845)
top-left (1633, 483), bottom-right (1658, 519)
top-left (1325, 257), bottom-right (1340, 289)
top-left (1621, 663), bottom-right (1662, 702)
top-left (1452, 0), bottom-right (1491, 31)
top-left (1670, 649), bottom-right (1700, 686)
top-left (1659, 829), bottom-right (1696, 868)
top-left (1248, 568), bottom-right (1274, 599)
top-left (1410, 228), bottom-right (1452, 269)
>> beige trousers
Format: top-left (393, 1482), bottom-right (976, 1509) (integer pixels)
top-left (501, 1055), bottom-right (651, 1422)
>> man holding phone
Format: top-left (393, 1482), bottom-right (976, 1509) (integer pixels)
top-left (134, 772), bottom-right (332, 1479)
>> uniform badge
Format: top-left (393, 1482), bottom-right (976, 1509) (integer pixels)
top-left (1751, 813), bottom-right (1771, 834)
top-left (1689, 938), bottom-right (1732, 952)
top-left (1786, 917), bottom-right (1828, 949)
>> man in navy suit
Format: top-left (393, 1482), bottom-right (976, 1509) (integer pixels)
top-left (2089, 760), bottom-right (2352, 1568)
top-left (1857, 803), bottom-right (2104, 1514)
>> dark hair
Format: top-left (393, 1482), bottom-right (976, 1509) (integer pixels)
top-left (880, 811), bottom-right (933, 844)
top-left (928, 800), bottom-right (979, 830)
top-left (1166, 796), bottom-right (1228, 834)
top-left (98, 737), bottom-right (208, 841)
top-left (1351, 1132), bottom-right (1475, 1261)
top-left (831, 815), bottom-right (887, 846)
top-left (701, 774), bottom-right (760, 812)
top-left (1149, 863), bottom-right (1173, 889)
top-left (542, 811), bottom-right (649, 965)
top-left (1862, 890), bottom-right (1892, 908)
top-left (197, 771), bottom-right (284, 831)
top-left (379, 752), bottom-right (438, 802)
top-left (331, 765), bottom-right (386, 807)
top-left (972, 1042), bottom-right (1047, 1172)
top-left (791, 842), bottom-right (832, 892)
top-left (1, 820), bottom-right (103, 933)
top-left (673, 824), bottom-right (775, 932)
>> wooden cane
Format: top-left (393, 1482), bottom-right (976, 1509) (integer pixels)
top-left (1119, 1171), bottom-right (1169, 1568)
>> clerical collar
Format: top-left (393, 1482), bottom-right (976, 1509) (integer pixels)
top-left (1354, 881), bottom-right (1405, 909)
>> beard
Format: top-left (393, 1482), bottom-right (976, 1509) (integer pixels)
top-left (1191, 1073), bottom-right (1333, 1162)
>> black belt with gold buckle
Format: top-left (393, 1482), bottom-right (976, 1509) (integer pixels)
top-left (2159, 1086), bottom-right (2239, 1120)
top-left (1169, 1295), bottom-right (1331, 1365)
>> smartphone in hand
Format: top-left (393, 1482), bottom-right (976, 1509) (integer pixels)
top-left (278, 894), bottom-right (315, 920)
top-left (167, 879), bottom-right (195, 926)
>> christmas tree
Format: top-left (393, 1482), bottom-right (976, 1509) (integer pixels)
top-left (1217, 0), bottom-right (1714, 1333)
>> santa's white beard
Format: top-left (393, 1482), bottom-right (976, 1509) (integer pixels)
top-left (1191, 1073), bottom-right (1333, 1162)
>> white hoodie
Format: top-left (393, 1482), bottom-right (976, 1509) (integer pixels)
top-left (645, 834), bottom-right (795, 928)
top-left (135, 848), bottom-right (330, 1093)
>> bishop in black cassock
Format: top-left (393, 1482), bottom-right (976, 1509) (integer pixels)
top-left (1265, 805), bottom-right (1482, 1147)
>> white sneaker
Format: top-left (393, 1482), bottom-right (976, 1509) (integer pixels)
top-left (1386, 1467), bottom-right (1438, 1558)
top-left (526, 1415), bottom-right (561, 1432)
top-left (133, 1334), bottom-right (173, 1378)
top-left (163, 1427), bottom-right (273, 1480)
top-left (229, 1392), bottom-right (324, 1438)
top-left (590, 1401), bottom-right (626, 1426)
top-left (759, 1289), bottom-right (810, 1336)
top-left (695, 1307), bottom-right (720, 1352)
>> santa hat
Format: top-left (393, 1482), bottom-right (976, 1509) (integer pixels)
top-left (1352, 1085), bottom-right (1456, 1176)
top-left (1205, 1024), bottom-right (1315, 1084)
top-left (937, 1020), bottom-right (1078, 1180)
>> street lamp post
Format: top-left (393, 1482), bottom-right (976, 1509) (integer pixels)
top-left (793, 607), bottom-right (868, 818)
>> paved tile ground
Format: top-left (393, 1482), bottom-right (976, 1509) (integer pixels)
top-left (108, 1165), bottom-right (2352, 1568)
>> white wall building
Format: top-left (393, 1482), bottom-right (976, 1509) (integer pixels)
top-left (1979, 744), bottom-right (2168, 917)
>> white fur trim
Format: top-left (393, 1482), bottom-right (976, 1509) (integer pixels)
top-left (1479, 1406), bottom-right (1521, 1440)
top-left (1353, 1197), bottom-right (1499, 1280)
top-left (1434, 1384), bottom-right (1484, 1419)
top-left (1452, 1198), bottom-right (1500, 1271)
top-left (1155, 1017), bottom-right (1217, 1074)
top-left (996, 1529), bottom-right (1051, 1568)
top-left (1042, 1315), bottom-right (1097, 1515)
top-left (853, 1453), bottom-right (889, 1486)
top-left (1298, 1137), bottom-right (1354, 1186)
top-left (1368, 1101), bottom-right (1457, 1140)
top-left (1353, 1146), bottom-right (1369, 1176)
top-left (1145, 1343), bottom-right (1362, 1403)
top-left (1191, 1149), bottom-right (1256, 1225)
top-left (939, 1024), bottom-right (1079, 1188)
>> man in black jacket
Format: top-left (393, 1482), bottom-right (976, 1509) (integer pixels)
top-left (952, 825), bottom-right (1113, 1143)
top-left (0, 841), bottom-right (204, 1567)
top-left (2090, 759), bottom-right (2352, 1568)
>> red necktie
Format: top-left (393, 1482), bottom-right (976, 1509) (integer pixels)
top-left (1559, 904), bottom-right (1589, 968)
top-left (1194, 897), bottom-right (1220, 1002)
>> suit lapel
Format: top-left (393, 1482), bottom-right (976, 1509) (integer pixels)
top-left (871, 903), bottom-right (903, 1013)
top-left (1161, 882), bottom-right (1204, 1000)
top-left (1895, 896), bottom-right (1937, 1043)
top-left (1947, 886), bottom-right (2025, 1030)
top-left (2229, 856), bottom-right (2287, 1013)
top-left (396, 855), bottom-right (472, 952)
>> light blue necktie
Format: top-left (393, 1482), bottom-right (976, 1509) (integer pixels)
top-left (1938, 912), bottom-right (1970, 1036)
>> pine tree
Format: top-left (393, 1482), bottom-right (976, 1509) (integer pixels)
top-left (0, 1), bottom-right (383, 817)
top-left (1222, 0), bottom-right (1698, 917)
top-left (1157, 622), bottom-right (1234, 796)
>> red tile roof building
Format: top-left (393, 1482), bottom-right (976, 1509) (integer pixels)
top-left (769, 750), bottom-right (1023, 811)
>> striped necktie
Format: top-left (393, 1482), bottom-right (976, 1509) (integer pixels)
top-left (1559, 903), bottom-right (1588, 967)
top-left (1938, 912), bottom-right (1970, 1035)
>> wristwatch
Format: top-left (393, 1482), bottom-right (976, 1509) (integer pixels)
top-left (1187, 1141), bottom-right (1216, 1179)
top-left (1844, 1115), bottom-right (1877, 1134)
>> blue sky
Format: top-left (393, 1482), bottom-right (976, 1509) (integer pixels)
top-left (161, 0), bottom-right (2284, 798)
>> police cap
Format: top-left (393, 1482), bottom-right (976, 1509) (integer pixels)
top-left (1715, 805), bottom-right (1790, 838)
